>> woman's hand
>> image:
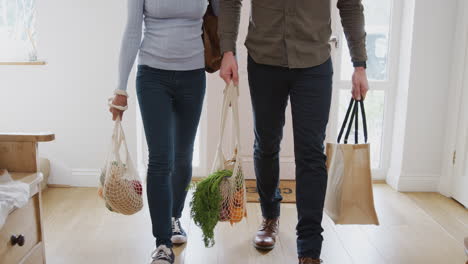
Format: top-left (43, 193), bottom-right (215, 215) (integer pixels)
top-left (110, 95), bottom-right (128, 121)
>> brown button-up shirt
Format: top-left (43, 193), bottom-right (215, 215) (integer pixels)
top-left (218, 0), bottom-right (367, 68)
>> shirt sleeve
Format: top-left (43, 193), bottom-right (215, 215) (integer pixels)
top-left (337, 0), bottom-right (368, 65)
top-left (117, 0), bottom-right (144, 91)
top-left (218, 0), bottom-right (242, 55)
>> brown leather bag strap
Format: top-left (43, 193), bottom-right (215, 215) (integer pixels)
top-left (202, 0), bottom-right (222, 73)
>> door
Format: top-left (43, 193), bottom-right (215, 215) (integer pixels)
top-left (229, 0), bottom-right (401, 180)
top-left (452, 33), bottom-right (468, 208)
top-left (328, 0), bottom-right (400, 179)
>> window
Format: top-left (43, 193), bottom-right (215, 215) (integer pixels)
top-left (340, 0), bottom-right (393, 81)
top-left (192, 132), bottom-right (200, 167)
top-left (338, 90), bottom-right (385, 168)
top-left (0, 0), bottom-right (37, 61)
top-left (332, 0), bottom-right (396, 172)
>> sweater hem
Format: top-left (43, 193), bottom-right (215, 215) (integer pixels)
top-left (138, 53), bottom-right (205, 71)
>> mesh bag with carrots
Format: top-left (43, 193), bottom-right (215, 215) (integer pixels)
top-left (191, 83), bottom-right (247, 247)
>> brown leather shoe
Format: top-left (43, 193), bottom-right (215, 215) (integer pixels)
top-left (253, 218), bottom-right (279, 250)
top-left (299, 257), bottom-right (323, 264)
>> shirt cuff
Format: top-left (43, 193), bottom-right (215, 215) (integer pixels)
top-left (219, 38), bottom-right (237, 55)
top-left (353, 61), bottom-right (367, 68)
top-left (116, 82), bottom-right (128, 92)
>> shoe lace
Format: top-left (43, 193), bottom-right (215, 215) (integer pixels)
top-left (260, 218), bottom-right (278, 233)
top-left (152, 245), bottom-right (172, 261)
top-left (172, 218), bottom-right (182, 234)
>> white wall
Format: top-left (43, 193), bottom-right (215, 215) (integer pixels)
top-left (0, 0), bottom-right (138, 186)
top-left (439, 0), bottom-right (468, 196)
top-left (388, 0), bottom-right (458, 191)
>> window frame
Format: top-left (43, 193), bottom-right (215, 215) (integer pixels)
top-left (329, 0), bottom-right (403, 179)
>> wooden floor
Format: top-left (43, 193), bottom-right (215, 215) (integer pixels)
top-left (41, 184), bottom-right (468, 264)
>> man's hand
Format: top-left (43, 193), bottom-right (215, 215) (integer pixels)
top-left (351, 67), bottom-right (369, 100)
top-left (220, 51), bottom-right (239, 86)
top-left (109, 95), bottom-right (127, 121)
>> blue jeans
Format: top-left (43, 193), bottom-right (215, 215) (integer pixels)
top-left (247, 56), bottom-right (333, 259)
top-left (136, 65), bottom-right (206, 247)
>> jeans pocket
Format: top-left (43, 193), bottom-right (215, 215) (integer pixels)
top-left (136, 65), bottom-right (147, 79)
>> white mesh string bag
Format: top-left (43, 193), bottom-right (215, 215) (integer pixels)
top-left (212, 83), bottom-right (247, 224)
top-left (100, 119), bottom-right (143, 215)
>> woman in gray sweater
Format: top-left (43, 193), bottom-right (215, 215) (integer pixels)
top-left (109, 0), bottom-right (217, 263)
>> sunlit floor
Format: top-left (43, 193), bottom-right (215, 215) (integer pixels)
top-left (41, 184), bottom-right (468, 264)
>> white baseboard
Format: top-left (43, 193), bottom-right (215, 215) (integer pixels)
top-left (50, 168), bottom-right (100, 187)
top-left (60, 167), bottom-right (427, 189)
top-left (397, 174), bottom-right (440, 192)
top-left (66, 155), bottom-right (394, 187)
top-left (138, 155), bottom-right (297, 180)
top-left (71, 169), bottom-right (101, 187)
top-left (386, 165), bottom-right (401, 190)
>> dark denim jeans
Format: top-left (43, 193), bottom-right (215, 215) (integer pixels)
top-left (247, 56), bottom-right (333, 259)
top-left (136, 65), bottom-right (206, 247)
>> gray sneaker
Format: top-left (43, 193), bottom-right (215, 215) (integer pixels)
top-left (151, 245), bottom-right (174, 264)
top-left (171, 218), bottom-right (187, 244)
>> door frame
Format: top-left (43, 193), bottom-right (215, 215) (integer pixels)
top-left (439, 0), bottom-right (468, 198)
top-left (451, 43), bottom-right (468, 206)
top-left (328, 0), bottom-right (403, 180)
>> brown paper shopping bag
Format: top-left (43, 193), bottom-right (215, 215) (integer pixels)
top-left (325, 99), bottom-right (379, 225)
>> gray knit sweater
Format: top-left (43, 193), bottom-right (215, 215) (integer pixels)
top-left (117, 0), bottom-right (217, 91)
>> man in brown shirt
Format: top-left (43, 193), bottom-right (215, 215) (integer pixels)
top-left (218, 0), bottom-right (369, 263)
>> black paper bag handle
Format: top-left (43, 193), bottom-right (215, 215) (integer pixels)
top-left (337, 98), bottom-right (368, 144)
